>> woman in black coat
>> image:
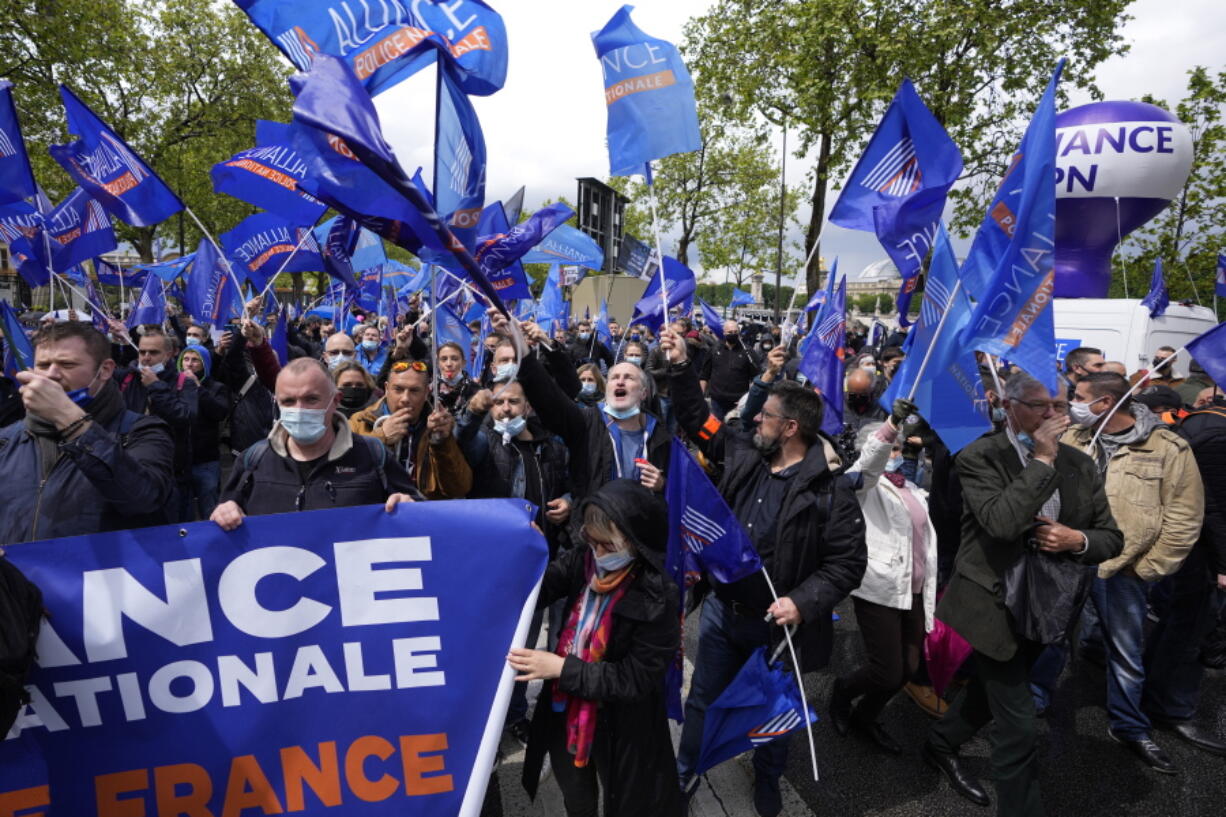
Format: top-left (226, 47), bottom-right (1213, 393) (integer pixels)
top-left (510, 479), bottom-right (682, 817)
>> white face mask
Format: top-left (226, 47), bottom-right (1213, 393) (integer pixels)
top-left (1068, 397), bottom-right (1107, 428)
top-left (280, 407), bottom-right (329, 444)
top-left (494, 415), bottom-right (527, 439)
top-left (493, 362), bottom-right (518, 383)
top-left (326, 351), bottom-right (354, 370)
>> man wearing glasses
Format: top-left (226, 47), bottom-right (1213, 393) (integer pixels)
top-left (659, 328), bottom-right (867, 817)
top-left (349, 359), bottom-right (472, 500)
top-left (924, 371), bottom-right (1122, 817)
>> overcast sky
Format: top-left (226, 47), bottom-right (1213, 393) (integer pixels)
top-left (373, 0), bottom-right (1224, 284)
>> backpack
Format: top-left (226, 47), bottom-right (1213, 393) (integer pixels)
top-left (240, 434), bottom-right (391, 494)
top-left (0, 556), bottom-right (43, 737)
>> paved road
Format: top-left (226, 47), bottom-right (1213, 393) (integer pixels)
top-left (497, 596), bottom-right (1226, 816)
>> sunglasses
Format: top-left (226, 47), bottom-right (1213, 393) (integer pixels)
top-left (391, 360), bottom-right (428, 373)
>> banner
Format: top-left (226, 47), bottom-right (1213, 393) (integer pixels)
top-left (222, 212), bottom-right (324, 292)
top-left (616, 233), bottom-right (655, 279)
top-left (591, 5), bottom-right (702, 176)
top-left (520, 223), bottom-right (604, 270)
top-left (211, 120), bottom-right (327, 226)
top-left (235, 0), bottom-right (508, 97)
top-left (0, 501), bottom-right (547, 817)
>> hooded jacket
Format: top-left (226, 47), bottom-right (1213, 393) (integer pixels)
top-left (522, 480), bottom-right (681, 817)
top-left (116, 360), bottom-right (198, 477)
top-left (178, 347), bottom-right (231, 466)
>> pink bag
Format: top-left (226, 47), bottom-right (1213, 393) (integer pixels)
top-left (924, 614), bottom-right (973, 697)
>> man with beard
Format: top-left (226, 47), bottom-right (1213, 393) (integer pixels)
top-left (659, 328), bottom-right (867, 817)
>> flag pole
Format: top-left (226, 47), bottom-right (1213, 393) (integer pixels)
top-left (780, 238), bottom-right (826, 351)
top-left (184, 206), bottom-right (252, 318)
top-left (904, 280), bottom-right (963, 402)
top-left (429, 262), bottom-right (440, 406)
top-left (758, 568), bottom-right (819, 783)
top-left (1086, 348), bottom-right (1181, 451)
top-left (116, 262), bottom-right (126, 314)
top-left (256, 227), bottom-right (315, 303)
top-left (645, 162), bottom-right (670, 328)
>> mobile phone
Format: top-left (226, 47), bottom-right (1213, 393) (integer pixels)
top-left (224, 322), bottom-right (241, 336)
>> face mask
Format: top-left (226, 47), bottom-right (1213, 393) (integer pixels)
top-left (360, 339), bottom-right (379, 351)
top-left (579, 332), bottom-right (591, 341)
top-left (66, 366), bottom-right (104, 407)
top-left (145, 362), bottom-right (165, 375)
top-left (493, 362), bottom-right (518, 383)
top-left (629, 333), bottom-right (641, 342)
top-left (280, 407), bottom-right (329, 444)
top-left (860, 362), bottom-right (877, 372)
top-left (1069, 398), bottom-right (1106, 428)
top-left (603, 403), bottom-right (641, 421)
top-left (326, 352), bottom-right (354, 370)
top-left (339, 385), bottom-right (371, 408)
top-left (494, 415), bottom-right (527, 438)
top-left (441, 370), bottom-right (464, 386)
top-left (625, 355), bottom-right (643, 367)
top-left (580, 381), bottom-right (597, 396)
top-left (185, 336), bottom-right (203, 347)
top-left (1016, 431), bottom-right (1035, 451)
top-left (991, 406), bottom-right (1006, 423)
top-left (886, 455), bottom-right (904, 472)
top-left (593, 548), bottom-right (635, 576)
top-left (848, 392), bottom-right (871, 410)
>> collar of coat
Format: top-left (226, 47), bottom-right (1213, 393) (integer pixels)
top-left (268, 414), bottom-right (354, 462)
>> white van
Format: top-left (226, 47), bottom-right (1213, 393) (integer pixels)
top-left (1051, 298), bottom-right (1218, 378)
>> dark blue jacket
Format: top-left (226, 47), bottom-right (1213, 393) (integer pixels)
top-left (0, 407), bottom-right (175, 545)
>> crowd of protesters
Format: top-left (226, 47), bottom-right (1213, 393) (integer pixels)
top-left (1, 295), bottom-right (1224, 817)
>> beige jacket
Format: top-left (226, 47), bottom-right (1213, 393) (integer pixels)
top-left (1064, 413), bottom-right (1204, 580)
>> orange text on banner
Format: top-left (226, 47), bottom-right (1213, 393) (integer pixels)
top-left (605, 70), bottom-right (677, 105)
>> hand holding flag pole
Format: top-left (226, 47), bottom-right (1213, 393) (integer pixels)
top-left (758, 568), bottom-right (820, 783)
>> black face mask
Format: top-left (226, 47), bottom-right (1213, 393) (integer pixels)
top-left (848, 392), bottom-right (872, 411)
top-left (340, 384), bottom-right (372, 408)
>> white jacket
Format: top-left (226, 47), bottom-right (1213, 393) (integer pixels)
top-left (847, 423), bottom-right (938, 631)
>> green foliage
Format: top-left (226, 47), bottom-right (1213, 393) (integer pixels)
top-left (683, 0), bottom-right (1132, 292)
top-left (1110, 67), bottom-right (1226, 316)
top-left (2, 0), bottom-right (294, 260)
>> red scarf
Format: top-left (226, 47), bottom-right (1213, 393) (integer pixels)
top-left (551, 558), bottom-right (636, 767)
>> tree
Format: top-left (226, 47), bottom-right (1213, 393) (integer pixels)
top-left (1110, 67), bottom-right (1226, 313)
top-left (684, 0), bottom-right (1132, 295)
top-left (2, 0), bottom-right (294, 261)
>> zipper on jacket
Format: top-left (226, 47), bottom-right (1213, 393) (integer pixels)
top-left (29, 476), bottom-right (49, 541)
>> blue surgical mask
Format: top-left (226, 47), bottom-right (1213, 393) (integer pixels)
top-left (1016, 431), bottom-right (1035, 451)
top-left (493, 362), bottom-right (518, 383)
top-left (625, 355), bottom-right (643, 367)
top-left (361, 339), bottom-right (379, 351)
top-left (65, 367), bottom-right (103, 407)
top-left (886, 455), bottom-right (904, 472)
top-left (580, 382), bottom-right (597, 396)
top-left (494, 415), bottom-right (527, 438)
top-left (629, 333), bottom-right (641, 342)
top-left (991, 406), bottom-right (1006, 423)
top-left (185, 336), bottom-right (203, 347)
top-left (579, 332), bottom-right (591, 341)
top-left (593, 548), bottom-right (635, 576)
top-left (280, 407), bottom-right (329, 444)
top-left (146, 362), bottom-right (165, 375)
top-left (603, 403), bottom-right (641, 421)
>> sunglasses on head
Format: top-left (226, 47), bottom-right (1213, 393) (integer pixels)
top-left (391, 360), bottom-right (428, 373)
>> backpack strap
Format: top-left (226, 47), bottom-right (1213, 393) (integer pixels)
top-left (119, 372), bottom-right (136, 393)
top-left (357, 434), bottom-right (390, 494)
top-left (242, 439), bottom-right (272, 473)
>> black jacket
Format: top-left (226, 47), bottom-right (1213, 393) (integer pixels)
top-left (0, 384), bottom-right (174, 544)
top-left (221, 418), bottom-right (419, 516)
top-left (1178, 407), bottom-right (1226, 575)
top-left (213, 341), bottom-right (277, 453)
top-left (522, 481), bottom-right (681, 817)
top-left (517, 352), bottom-right (670, 502)
top-left (702, 340), bottom-right (761, 405)
top-left (116, 364), bottom-right (198, 477)
top-left (566, 336), bottom-right (614, 369)
top-left (669, 357), bottom-right (867, 672)
top-left (190, 379), bottom-right (231, 465)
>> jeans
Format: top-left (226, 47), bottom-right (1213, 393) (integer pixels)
top-left (177, 461), bottom-right (221, 522)
top-left (1092, 572), bottom-right (1152, 739)
top-left (930, 642), bottom-right (1044, 817)
top-left (1143, 548), bottom-right (1218, 721)
top-left (676, 597), bottom-right (787, 782)
top-left (709, 396), bottom-right (737, 422)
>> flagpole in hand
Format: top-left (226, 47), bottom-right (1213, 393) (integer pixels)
top-left (758, 568), bottom-right (820, 783)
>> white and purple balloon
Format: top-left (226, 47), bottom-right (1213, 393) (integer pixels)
top-left (1054, 100), bottom-right (1193, 298)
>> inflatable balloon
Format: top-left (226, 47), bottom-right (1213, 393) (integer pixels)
top-left (1053, 100), bottom-right (1193, 298)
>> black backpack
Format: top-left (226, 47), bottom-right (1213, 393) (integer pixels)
top-left (0, 556), bottom-right (43, 737)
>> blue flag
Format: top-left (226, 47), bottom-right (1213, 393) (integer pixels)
top-left (699, 298), bottom-right (724, 339)
top-left (49, 86), bottom-right (183, 227)
top-left (126, 273), bottom-right (165, 328)
top-left (797, 275), bottom-right (846, 436)
top-left (222, 213), bottom-right (324, 292)
top-left (959, 62), bottom-right (1063, 393)
top-left (0, 500), bottom-right (546, 815)
top-left (290, 54), bottom-right (509, 314)
top-left (469, 313), bottom-right (491, 379)
top-left (356, 265), bottom-right (384, 312)
top-left (829, 79), bottom-right (963, 280)
top-left (436, 302), bottom-right (473, 358)
top-left (183, 238), bottom-right (242, 328)
top-left (631, 256), bottom-right (696, 332)
top-left (592, 5), bottom-right (702, 176)
top-left (881, 225), bottom-right (992, 454)
top-left (134, 254), bottom-right (196, 283)
top-left (694, 646), bottom-right (818, 778)
top-left (595, 299), bottom-right (612, 347)
top-left (0, 201), bottom-right (49, 287)
top-left (0, 299), bottom-right (33, 372)
top-left (475, 202), bottom-right (574, 301)
top-left (535, 265), bottom-right (567, 336)
top-left (235, 0), bottom-right (508, 97)
top-left (0, 81), bottom-right (37, 205)
top-left (1185, 321), bottom-right (1226, 391)
top-left (315, 216), bottom-right (361, 290)
top-left (729, 287), bottom-right (755, 309)
top-left (270, 305), bottom-right (289, 366)
top-left (1217, 254), bottom-right (1226, 298)
top-left (520, 223), bottom-right (605, 269)
top-left (45, 188), bottom-right (117, 273)
top-left (1141, 258), bottom-right (1169, 318)
top-left (210, 120), bottom-right (327, 225)
top-left (82, 272), bottom-right (111, 333)
top-left (435, 67), bottom-right (487, 251)
top-left (93, 259), bottom-right (146, 288)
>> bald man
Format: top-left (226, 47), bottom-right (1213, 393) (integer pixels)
top-left (211, 358), bottom-right (420, 529)
top-left (844, 368), bottom-right (887, 435)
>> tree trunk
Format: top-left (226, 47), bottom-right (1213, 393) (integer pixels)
top-left (804, 132), bottom-right (832, 295)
